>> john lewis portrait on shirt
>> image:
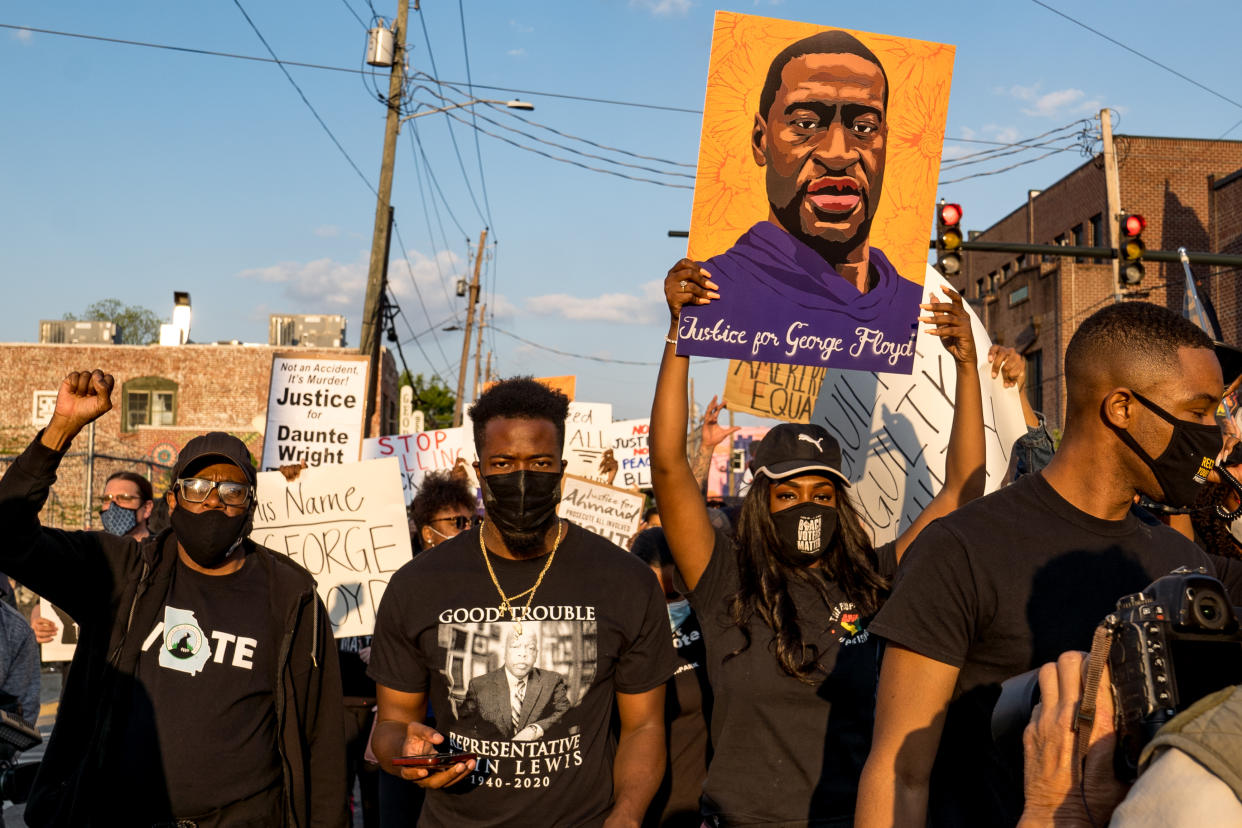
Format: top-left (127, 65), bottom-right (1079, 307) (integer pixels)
top-left (679, 12), bottom-right (955, 373)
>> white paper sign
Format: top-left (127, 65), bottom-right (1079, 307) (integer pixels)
top-left (557, 475), bottom-right (645, 547)
top-left (260, 355), bottom-right (368, 472)
top-left (362, 428), bottom-right (476, 504)
top-left (605, 418), bottom-right (652, 490)
top-left (39, 597), bottom-right (77, 662)
top-left (250, 457), bottom-right (413, 637)
top-left (562, 402), bottom-right (614, 479)
top-left (809, 266), bottom-right (1027, 545)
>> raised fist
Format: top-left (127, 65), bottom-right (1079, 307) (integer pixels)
top-left (41, 370), bottom-right (115, 451)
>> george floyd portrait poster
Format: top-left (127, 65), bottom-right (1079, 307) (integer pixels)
top-left (678, 11), bottom-right (955, 375)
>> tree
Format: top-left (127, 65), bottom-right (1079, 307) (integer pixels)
top-left (65, 299), bottom-right (162, 345)
top-left (401, 371), bottom-right (456, 428)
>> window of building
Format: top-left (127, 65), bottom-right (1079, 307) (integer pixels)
top-left (1008, 285), bottom-right (1029, 307)
top-left (988, 272), bottom-right (998, 293)
top-left (1047, 234), bottom-right (1067, 263)
top-left (121, 376), bottom-right (178, 432)
top-left (1072, 224), bottom-right (1086, 263)
top-left (1002, 263), bottom-right (1012, 284)
top-left (1089, 213), bottom-right (1104, 264)
top-left (1027, 350), bottom-right (1043, 412)
top-left (976, 277), bottom-right (984, 299)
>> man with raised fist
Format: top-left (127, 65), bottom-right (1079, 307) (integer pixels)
top-left (0, 369), bottom-right (346, 827)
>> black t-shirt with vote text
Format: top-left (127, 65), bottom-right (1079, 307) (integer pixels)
top-left (869, 472), bottom-right (1242, 827)
top-left (369, 522), bottom-right (679, 828)
top-left (124, 554), bottom-right (281, 819)
top-left (678, 531), bottom-right (897, 826)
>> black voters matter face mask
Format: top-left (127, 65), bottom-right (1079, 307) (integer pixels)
top-left (481, 470), bottom-right (563, 536)
top-left (170, 507), bottom-right (248, 568)
top-left (1116, 390), bottom-right (1222, 508)
top-left (771, 503), bottom-right (838, 565)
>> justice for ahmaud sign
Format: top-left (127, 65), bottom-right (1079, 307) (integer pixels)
top-left (260, 354), bottom-right (369, 472)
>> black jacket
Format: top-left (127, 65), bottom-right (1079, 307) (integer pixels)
top-left (0, 436), bottom-right (346, 827)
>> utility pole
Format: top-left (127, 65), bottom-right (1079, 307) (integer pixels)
top-left (473, 303), bottom-right (487, 401)
top-left (1100, 108), bottom-right (1123, 303)
top-left (360, 0), bottom-right (410, 436)
top-left (484, 350), bottom-right (493, 387)
top-left (453, 228), bottom-right (487, 426)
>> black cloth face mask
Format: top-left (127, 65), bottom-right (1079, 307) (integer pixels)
top-left (170, 507), bottom-right (248, 568)
top-left (771, 502), bottom-right (838, 566)
top-left (1116, 390), bottom-right (1222, 508)
top-left (480, 470), bottom-right (563, 536)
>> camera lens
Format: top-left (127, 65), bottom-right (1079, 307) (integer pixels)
top-left (1191, 590), bottom-right (1228, 630)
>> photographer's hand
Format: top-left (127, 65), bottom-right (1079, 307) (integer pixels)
top-left (1018, 651), bottom-right (1130, 827)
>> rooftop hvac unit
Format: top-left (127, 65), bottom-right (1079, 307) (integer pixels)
top-left (269, 314), bottom-right (347, 348)
top-left (38, 320), bottom-right (120, 344)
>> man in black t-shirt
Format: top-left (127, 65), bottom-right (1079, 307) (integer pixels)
top-left (0, 370), bottom-right (343, 826)
top-left (857, 303), bottom-right (1242, 828)
top-left (369, 378), bottom-right (678, 828)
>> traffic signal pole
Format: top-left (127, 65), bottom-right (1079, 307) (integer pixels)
top-left (935, 238), bottom-right (1242, 268)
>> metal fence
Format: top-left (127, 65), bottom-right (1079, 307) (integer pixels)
top-left (0, 449), bottom-right (172, 531)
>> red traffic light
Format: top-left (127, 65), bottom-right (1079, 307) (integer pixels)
top-left (1122, 214), bottom-right (1146, 236)
top-left (940, 202), bottom-right (963, 227)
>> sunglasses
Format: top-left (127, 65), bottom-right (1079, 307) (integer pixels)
top-left (431, 515), bottom-right (482, 531)
top-left (175, 477), bottom-right (254, 507)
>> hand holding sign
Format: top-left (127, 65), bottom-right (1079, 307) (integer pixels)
top-left (665, 259), bottom-right (719, 323)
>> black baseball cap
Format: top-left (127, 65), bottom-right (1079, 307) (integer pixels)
top-left (749, 423), bottom-right (850, 488)
top-left (1215, 341), bottom-right (1242, 390)
top-left (171, 432), bottom-right (257, 486)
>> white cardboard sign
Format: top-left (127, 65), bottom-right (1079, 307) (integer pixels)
top-left (259, 355), bottom-right (368, 472)
top-left (362, 427), bottom-right (476, 504)
top-left (562, 402), bottom-right (614, 479)
top-left (250, 457), bottom-right (412, 637)
top-left (809, 266), bottom-right (1027, 545)
top-left (605, 418), bottom-right (652, 490)
top-left (557, 474), bottom-right (645, 548)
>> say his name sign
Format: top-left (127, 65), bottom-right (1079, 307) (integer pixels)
top-left (362, 427), bottom-right (476, 504)
top-left (557, 475), bottom-right (645, 548)
top-left (251, 457), bottom-right (412, 637)
top-left (677, 11), bottom-right (955, 373)
top-left (809, 267), bottom-right (1026, 544)
top-left (260, 354), bottom-right (368, 472)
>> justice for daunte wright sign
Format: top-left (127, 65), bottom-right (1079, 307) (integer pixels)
top-left (251, 457), bottom-right (412, 637)
top-left (259, 354), bottom-right (369, 472)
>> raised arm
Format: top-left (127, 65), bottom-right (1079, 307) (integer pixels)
top-left (649, 259), bottom-right (719, 591)
top-left (894, 290), bottom-right (985, 560)
top-left (690, 396), bottom-right (740, 491)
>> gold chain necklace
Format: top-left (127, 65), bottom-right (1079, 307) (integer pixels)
top-left (479, 519), bottom-right (565, 636)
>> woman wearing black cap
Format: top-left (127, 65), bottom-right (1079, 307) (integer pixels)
top-left (650, 259), bottom-right (985, 827)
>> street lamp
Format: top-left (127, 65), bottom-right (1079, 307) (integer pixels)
top-left (400, 97), bottom-right (534, 123)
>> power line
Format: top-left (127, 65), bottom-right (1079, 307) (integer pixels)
top-left (407, 124), bottom-right (469, 239)
top-left (407, 129), bottom-right (463, 314)
top-left (0, 23), bottom-right (701, 113)
top-left (939, 146), bottom-right (1077, 185)
top-left (441, 109), bottom-right (694, 189)
top-left (1030, 0), bottom-right (1242, 111)
top-left (337, 0), bottom-right (367, 29)
top-left (226, 1), bottom-right (375, 194)
top-left (391, 219), bottom-right (457, 383)
top-left (413, 9), bottom-right (489, 228)
top-left (940, 121), bottom-right (1088, 167)
top-left (492, 327), bottom-right (664, 366)
top-left (457, 0), bottom-right (496, 232)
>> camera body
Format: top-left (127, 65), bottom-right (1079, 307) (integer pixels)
top-left (1105, 566), bottom-right (1242, 779)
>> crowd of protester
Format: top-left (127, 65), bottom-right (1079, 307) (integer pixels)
top-left (3, 256), bottom-right (1242, 828)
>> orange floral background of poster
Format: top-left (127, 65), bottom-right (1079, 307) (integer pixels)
top-left (686, 11), bottom-right (955, 285)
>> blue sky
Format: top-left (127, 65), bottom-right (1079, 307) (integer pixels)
top-left (4, 0), bottom-right (1241, 420)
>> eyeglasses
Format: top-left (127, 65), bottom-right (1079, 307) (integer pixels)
top-left (431, 515), bottom-right (482, 531)
top-left (98, 492), bottom-right (144, 507)
top-left (175, 477), bottom-right (254, 507)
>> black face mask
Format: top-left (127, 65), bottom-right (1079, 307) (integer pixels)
top-left (771, 503), bottom-right (838, 566)
top-left (170, 507), bottom-right (248, 568)
top-left (1116, 390), bottom-right (1222, 508)
top-left (480, 470), bottom-right (563, 542)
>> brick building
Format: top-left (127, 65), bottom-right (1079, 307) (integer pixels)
top-left (949, 135), bottom-right (1242, 430)
top-left (0, 342), bottom-right (398, 529)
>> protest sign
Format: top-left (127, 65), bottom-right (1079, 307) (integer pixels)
top-left (705, 427), bottom-right (771, 499)
top-left (605, 418), bottom-right (652, 490)
top-left (362, 427), bottom-right (476, 504)
top-left (260, 354), bottom-right (369, 472)
top-left (723, 362), bottom-right (826, 423)
top-left (557, 475), bottom-right (645, 547)
top-left (809, 266), bottom-right (1027, 544)
top-left (562, 402), bottom-right (614, 479)
top-left (677, 11), bottom-right (955, 372)
top-left (39, 597), bottom-right (77, 662)
top-left (483, 374), bottom-right (576, 401)
top-left (251, 457), bottom-right (412, 637)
